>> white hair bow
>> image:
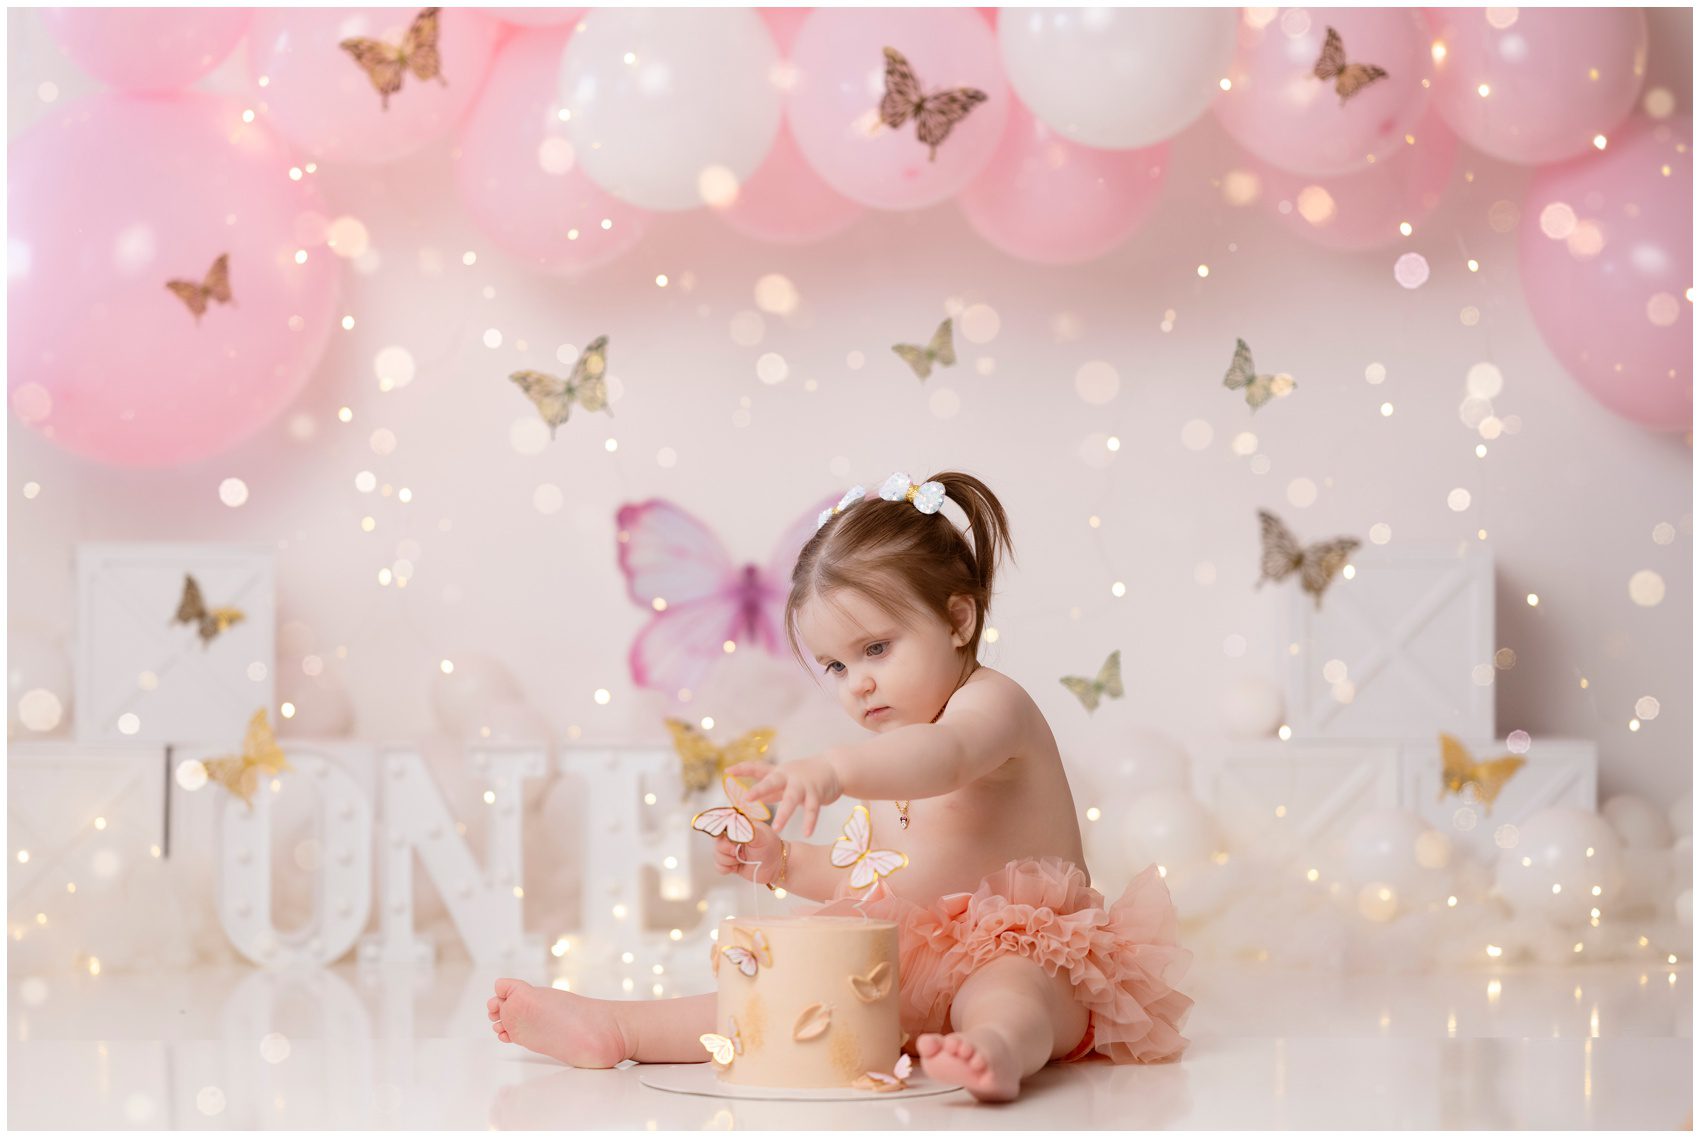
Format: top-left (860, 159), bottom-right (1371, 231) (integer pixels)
top-left (816, 485), bottom-right (866, 531)
top-left (878, 472), bottom-right (946, 515)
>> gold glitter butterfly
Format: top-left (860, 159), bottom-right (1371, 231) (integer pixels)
top-left (1255, 510), bottom-right (1360, 609)
top-left (891, 318), bottom-right (955, 380)
top-left (340, 7), bottom-right (445, 111)
top-left (165, 254), bottom-right (233, 323)
top-left (173, 573), bottom-right (246, 646)
top-left (202, 708), bottom-right (293, 809)
top-left (879, 46), bottom-right (988, 161)
top-left (509, 336), bottom-right (611, 438)
top-left (1439, 732), bottom-right (1525, 814)
top-left (1313, 26), bottom-right (1389, 106)
top-left (664, 717), bottom-right (775, 798)
top-left (1059, 650), bottom-right (1123, 713)
top-left (1223, 338), bottom-right (1296, 411)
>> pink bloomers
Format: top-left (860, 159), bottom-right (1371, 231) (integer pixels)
top-left (807, 856), bottom-right (1194, 1065)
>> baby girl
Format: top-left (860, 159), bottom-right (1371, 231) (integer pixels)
top-left (490, 470), bottom-right (1193, 1102)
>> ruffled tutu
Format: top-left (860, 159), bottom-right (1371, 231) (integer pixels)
top-left (806, 856), bottom-right (1193, 1064)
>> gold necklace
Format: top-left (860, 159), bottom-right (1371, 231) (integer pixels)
top-left (896, 800), bottom-right (911, 830)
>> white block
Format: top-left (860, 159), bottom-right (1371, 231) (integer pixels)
top-left (1399, 736), bottom-right (1597, 862)
top-left (1285, 542), bottom-right (1494, 740)
top-left (7, 741), bottom-right (165, 908)
top-left (76, 543), bottom-right (276, 745)
top-left (1213, 739), bottom-right (1401, 865)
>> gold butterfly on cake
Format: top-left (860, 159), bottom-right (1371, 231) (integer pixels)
top-left (165, 254), bottom-right (233, 324)
top-left (1438, 732), bottom-right (1525, 814)
top-left (172, 573), bottom-right (246, 646)
top-left (1313, 26), bottom-right (1389, 106)
top-left (1255, 510), bottom-right (1360, 609)
top-left (691, 774), bottom-right (773, 845)
top-left (878, 46), bottom-right (988, 161)
top-left (832, 804), bottom-right (908, 892)
top-left (340, 7), bottom-right (445, 111)
top-left (891, 318), bottom-right (956, 380)
top-left (700, 1018), bottom-right (743, 1067)
top-left (509, 335), bottom-right (612, 438)
top-left (851, 1052), bottom-right (914, 1092)
top-left (202, 709), bottom-right (293, 809)
top-left (1223, 337), bottom-right (1297, 412)
top-left (719, 926), bottom-right (772, 978)
top-left (1059, 650), bottom-right (1123, 714)
top-left (664, 717), bottom-right (775, 798)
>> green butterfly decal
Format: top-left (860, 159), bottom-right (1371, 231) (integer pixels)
top-left (1223, 337), bottom-right (1296, 411)
top-left (891, 318), bottom-right (956, 381)
top-left (1059, 650), bottom-right (1123, 714)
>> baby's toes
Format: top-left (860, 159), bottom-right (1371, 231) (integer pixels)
top-left (916, 1034), bottom-right (943, 1058)
top-left (487, 996), bottom-right (502, 1021)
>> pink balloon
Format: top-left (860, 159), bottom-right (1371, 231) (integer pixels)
top-left (788, 8), bottom-right (1007, 210)
top-left (485, 8), bottom-right (586, 29)
top-left (1519, 115), bottom-right (1692, 433)
top-left (1251, 104), bottom-right (1459, 252)
top-left (246, 7), bottom-right (501, 165)
top-left (8, 93), bottom-right (342, 468)
top-left (717, 122), bottom-right (864, 245)
top-left (40, 8), bottom-right (253, 93)
top-left (758, 7), bottom-right (810, 54)
top-left (958, 97), bottom-right (1168, 265)
top-left (1215, 8), bottom-right (1432, 178)
top-left (1425, 7), bottom-right (1647, 166)
top-left (454, 28), bottom-right (649, 274)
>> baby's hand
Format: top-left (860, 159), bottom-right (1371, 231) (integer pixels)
top-left (726, 756), bottom-right (842, 837)
top-left (709, 816), bottom-right (784, 886)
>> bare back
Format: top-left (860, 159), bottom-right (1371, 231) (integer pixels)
top-left (854, 667), bottom-right (1087, 905)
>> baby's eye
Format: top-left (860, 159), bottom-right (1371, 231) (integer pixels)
top-left (823, 660), bottom-right (842, 676)
top-left (866, 642), bottom-right (887, 657)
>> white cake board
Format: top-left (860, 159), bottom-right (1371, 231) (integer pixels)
top-left (637, 1063), bottom-right (963, 1102)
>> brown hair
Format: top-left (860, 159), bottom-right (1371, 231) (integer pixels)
top-left (785, 471), bottom-right (1015, 686)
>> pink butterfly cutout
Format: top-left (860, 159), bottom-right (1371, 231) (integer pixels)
top-left (615, 492), bottom-right (840, 697)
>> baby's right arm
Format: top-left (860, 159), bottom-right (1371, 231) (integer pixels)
top-left (709, 819), bottom-right (838, 901)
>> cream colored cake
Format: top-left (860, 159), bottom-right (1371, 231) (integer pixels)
top-left (707, 915), bottom-right (901, 1089)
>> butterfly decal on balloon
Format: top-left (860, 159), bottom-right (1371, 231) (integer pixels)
top-left (173, 573), bottom-right (246, 646)
top-left (165, 254), bottom-right (233, 324)
top-left (832, 804), bottom-right (908, 892)
top-left (340, 7), bottom-right (445, 111)
top-left (878, 46), bottom-right (988, 161)
top-left (202, 709), bottom-right (293, 808)
top-left (1313, 26), bottom-right (1388, 106)
top-left (1223, 338), bottom-right (1296, 412)
top-left (851, 1052), bottom-right (914, 1092)
top-left (614, 489), bottom-right (840, 698)
top-left (1059, 650), bottom-right (1123, 714)
top-left (1438, 732), bottom-right (1525, 814)
top-left (510, 336), bottom-right (612, 438)
top-left (665, 717), bottom-right (774, 798)
top-left (691, 775), bottom-right (773, 846)
top-left (1256, 510), bottom-right (1359, 609)
top-left (891, 318), bottom-right (956, 381)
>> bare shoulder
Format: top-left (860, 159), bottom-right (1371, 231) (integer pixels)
top-left (940, 668), bottom-right (1042, 749)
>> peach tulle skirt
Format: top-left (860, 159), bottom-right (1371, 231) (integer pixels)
top-left (806, 856), bottom-right (1194, 1064)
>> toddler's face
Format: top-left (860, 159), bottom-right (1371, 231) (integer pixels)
top-left (796, 586), bottom-right (971, 731)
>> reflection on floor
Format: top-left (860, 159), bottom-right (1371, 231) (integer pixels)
top-left (7, 957), bottom-right (1691, 1129)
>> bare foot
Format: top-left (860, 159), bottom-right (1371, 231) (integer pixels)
top-left (916, 1029), bottom-right (1022, 1103)
top-left (488, 977), bottom-right (631, 1068)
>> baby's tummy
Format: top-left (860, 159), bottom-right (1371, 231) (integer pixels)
top-left (867, 833), bottom-right (1087, 906)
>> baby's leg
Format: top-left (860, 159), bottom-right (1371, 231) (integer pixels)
top-left (488, 979), bottom-right (715, 1066)
top-left (916, 955), bottom-right (1088, 1103)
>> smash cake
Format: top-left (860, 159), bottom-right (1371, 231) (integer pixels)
top-left (703, 915), bottom-right (913, 1091)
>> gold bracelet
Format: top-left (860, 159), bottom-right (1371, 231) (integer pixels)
top-left (765, 840), bottom-right (790, 892)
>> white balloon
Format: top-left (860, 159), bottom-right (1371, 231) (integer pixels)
top-left (1493, 807), bottom-right (1624, 924)
top-left (1616, 846), bottom-right (1674, 911)
top-left (1113, 728), bottom-right (1192, 793)
top-left (998, 7), bottom-right (1236, 148)
top-left (1220, 674), bottom-right (1284, 738)
top-left (429, 653), bottom-right (524, 738)
top-left (560, 8), bottom-right (782, 210)
top-left (1341, 808), bottom-right (1450, 902)
top-left (1121, 788), bottom-right (1221, 873)
top-left (8, 628), bottom-right (72, 736)
top-left (1602, 793), bottom-right (1675, 849)
top-left (1669, 791), bottom-right (1692, 840)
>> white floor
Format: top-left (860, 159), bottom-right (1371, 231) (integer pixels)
top-left (7, 957), bottom-right (1691, 1129)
